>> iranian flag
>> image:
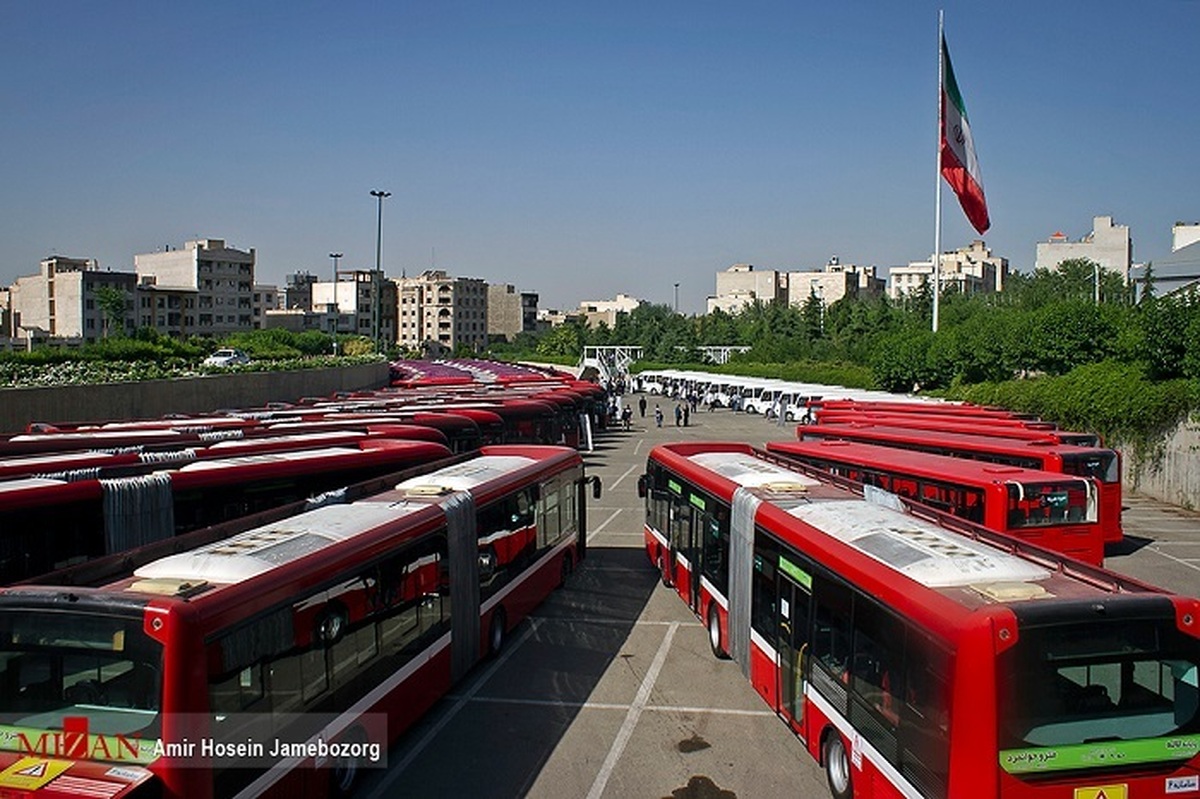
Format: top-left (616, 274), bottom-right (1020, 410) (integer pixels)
top-left (940, 35), bottom-right (989, 234)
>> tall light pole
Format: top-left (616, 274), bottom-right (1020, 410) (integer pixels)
top-left (673, 282), bottom-right (680, 314)
top-left (329, 252), bottom-right (342, 355)
top-left (1093, 261), bottom-right (1100, 305)
top-left (370, 190), bottom-right (391, 351)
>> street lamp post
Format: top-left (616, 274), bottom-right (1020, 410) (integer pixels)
top-left (370, 190), bottom-right (391, 350)
top-left (329, 252), bottom-right (342, 355)
top-left (1093, 261), bottom-right (1100, 305)
top-left (673, 282), bottom-right (680, 314)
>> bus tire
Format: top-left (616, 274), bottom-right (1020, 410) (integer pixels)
top-left (330, 727), bottom-right (367, 797)
top-left (488, 607), bottom-right (507, 657)
top-left (656, 552), bottom-right (672, 588)
top-left (823, 732), bottom-right (853, 799)
top-left (707, 603), bottom-right (728, 660)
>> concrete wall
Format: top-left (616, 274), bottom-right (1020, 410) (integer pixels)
top-left (0, 361), bottom-right (390, 433)
top-left (1122, 419), bottom-right (1200, 510)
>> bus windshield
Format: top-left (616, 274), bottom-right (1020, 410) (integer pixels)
top-left (1005, 481), bottom-right (1094, 528)
top-left (998, 617), bottom-right (1200, 775)
top-left (0, 610), bottom-right (161, 740)
top-left (1060, 451), bottom-right (1119, 483)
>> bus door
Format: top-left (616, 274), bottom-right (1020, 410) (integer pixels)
top-left (668, 499), bottom-right (700, 609)
top-left (776, 555), bottom-right (812, 738)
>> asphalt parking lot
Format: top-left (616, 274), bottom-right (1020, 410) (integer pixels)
top-left (355, 395), bottom-right (1200, 799)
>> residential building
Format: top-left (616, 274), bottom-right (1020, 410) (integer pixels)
top-left (8, 257), bottom-right (137, 342)
top-left (283, 272), bottom-right (318, 311)
top-left (706, 263), bottom-right (786, 314)
top-left (395, 270), bottom-right (488, 354)
top-left (1035, 215), bottom-right (1133, 283)
top-left (1129, 221), bottom-right (1200, 299)
top-left (888, 241), bottom-right (1008, 299)
top-left (252, 284), bottom-right (281, 329)
top-left (134, 239), bottom-right (255, 336)
top-left (786, 257), bottom-right (886, 308)
top-left (312, 270), bottom-right (395, 342)
top-left (577, 293), bottom-right (643, 328)
top-left (487, 284), bottom-right (539, 342)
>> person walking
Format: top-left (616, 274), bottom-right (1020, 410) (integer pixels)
top-left (674, 403), bottom-right (683, 427)
top-left (682, 404), bottom-right (690, 427)
top-left (654, 405), bottom-right (663, 428)
top-left (621, 405), bottom-right (633, 430)
top-left (638, 395), bottom-right (647, 418)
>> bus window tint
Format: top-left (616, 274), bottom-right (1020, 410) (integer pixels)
top-left (1006, 482), bottom-right (1090, 528)
top-left (1061, 451), bottom-right (1118, 483)
top-left (900, 634), bottom-right (951, 799)
top-left (0, 612), bottom-right (161, 731)
top-left (999, 619), bottom-right (1200, 751)
top-left (811, 575), bottom-right (853, 712)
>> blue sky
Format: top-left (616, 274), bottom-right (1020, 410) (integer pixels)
top-left (2, 1), bottom-right (1197, 313)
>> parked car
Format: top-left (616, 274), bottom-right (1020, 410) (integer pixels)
top-left (202, 348), bottom-right (251, 368)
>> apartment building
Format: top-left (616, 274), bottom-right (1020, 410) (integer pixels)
top-left (786, 257), bottom-right (886, 307)
top-left (487, 284), bottom-right (539, 342)
top-left (395, 270), bottom-right (488, 354)
top-left (889, 240), bottom-right (1009, 299)
top-left (134, 239), bottom-right (255, 336)
top-left (706, 264), bottom-right (786, 314)
top-left (8, 257), bottom-right (136, 342)
top-left (1035, 216), bottom-right (1132, 283)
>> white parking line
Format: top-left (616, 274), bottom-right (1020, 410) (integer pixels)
top-left (586, 621), bottom-right (679, 799)
top-left (587, 509), bottom-right (623, 543)
top-left (365, 620), bottom-right (542, 799)
top-left (608, 463), bottom-right (639, 489)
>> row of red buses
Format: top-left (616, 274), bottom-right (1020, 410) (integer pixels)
top-left (797, 423), bottom-right (1124, 544)
top-left (0, 439), bottom-right (452, 583)
top-left (811, 411), bottom-right (1103, 448)
top-left (0, 425), bottom-right (450, 483)
top-left (766, 439), bottom-right (1105, 565)
top-left (639, 441), bottom-right (1200, 799)
top-left (810, 399), bottom-right (1041, 421)
top-left (0, 445), bottom-right (599, 798)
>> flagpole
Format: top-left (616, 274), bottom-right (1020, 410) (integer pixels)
top-left (932, 10), bottom-right (944, 334)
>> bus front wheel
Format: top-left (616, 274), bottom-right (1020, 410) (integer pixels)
top-left (822, 732), bottom-right (852, 799)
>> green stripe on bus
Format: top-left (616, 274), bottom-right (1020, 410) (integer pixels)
top-left (668, 480), bottom-right (681, 495)
top-left (777, 556), bottom-right (811, 589)
top-left (1000, 734), bottom-right (1200, 774)
top-left (689, 494), bottom-right (706, 511)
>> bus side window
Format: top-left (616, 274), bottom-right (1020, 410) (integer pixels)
top-left (812, 576), bottom-right (852, 683)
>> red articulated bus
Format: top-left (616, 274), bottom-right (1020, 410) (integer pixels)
top-left (0, 445), bottom-right (599, 799)
top-left (809, 399), bottom-right (1041, 421)
top-left (638, 441), bottom-right (1200, 799)
top-left (0, 426), bottom-right (450, 483)
top-left (797, 423), bottom-right (1124, 544)
top-left (766, 439), bottom-right (1105, 565)
top-left (812, 411), bottom-right (1103, 448)
top-left (0, 440), bottom-right (452, 583)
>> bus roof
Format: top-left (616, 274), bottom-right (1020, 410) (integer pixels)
top-left (798, 422), bottom-right (1113, 460)
top-left (681, 448), bottom-right (1051, 587)
top-left (651, 443), bottom-right (1153, 619)
top-left (767, 439), bottom-right (1093, 488)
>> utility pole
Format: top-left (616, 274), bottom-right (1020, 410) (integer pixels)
top-left (370, 189), bottom-right (391, 350)
top-left (329, 252), bottom-right (342, 355)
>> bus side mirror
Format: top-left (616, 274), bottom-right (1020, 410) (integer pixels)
top-left (636, 474), bottom-right (647, 499)
top-left (592, 476), bottom-right (603, 500)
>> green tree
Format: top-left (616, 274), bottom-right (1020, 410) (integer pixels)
top-left (95, 286), bottom-right (130, 338)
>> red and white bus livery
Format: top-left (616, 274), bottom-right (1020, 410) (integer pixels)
top-left (639, 441), bottom-right (1200, 799)
top-left (0, 445), bottom-right (599, 798)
